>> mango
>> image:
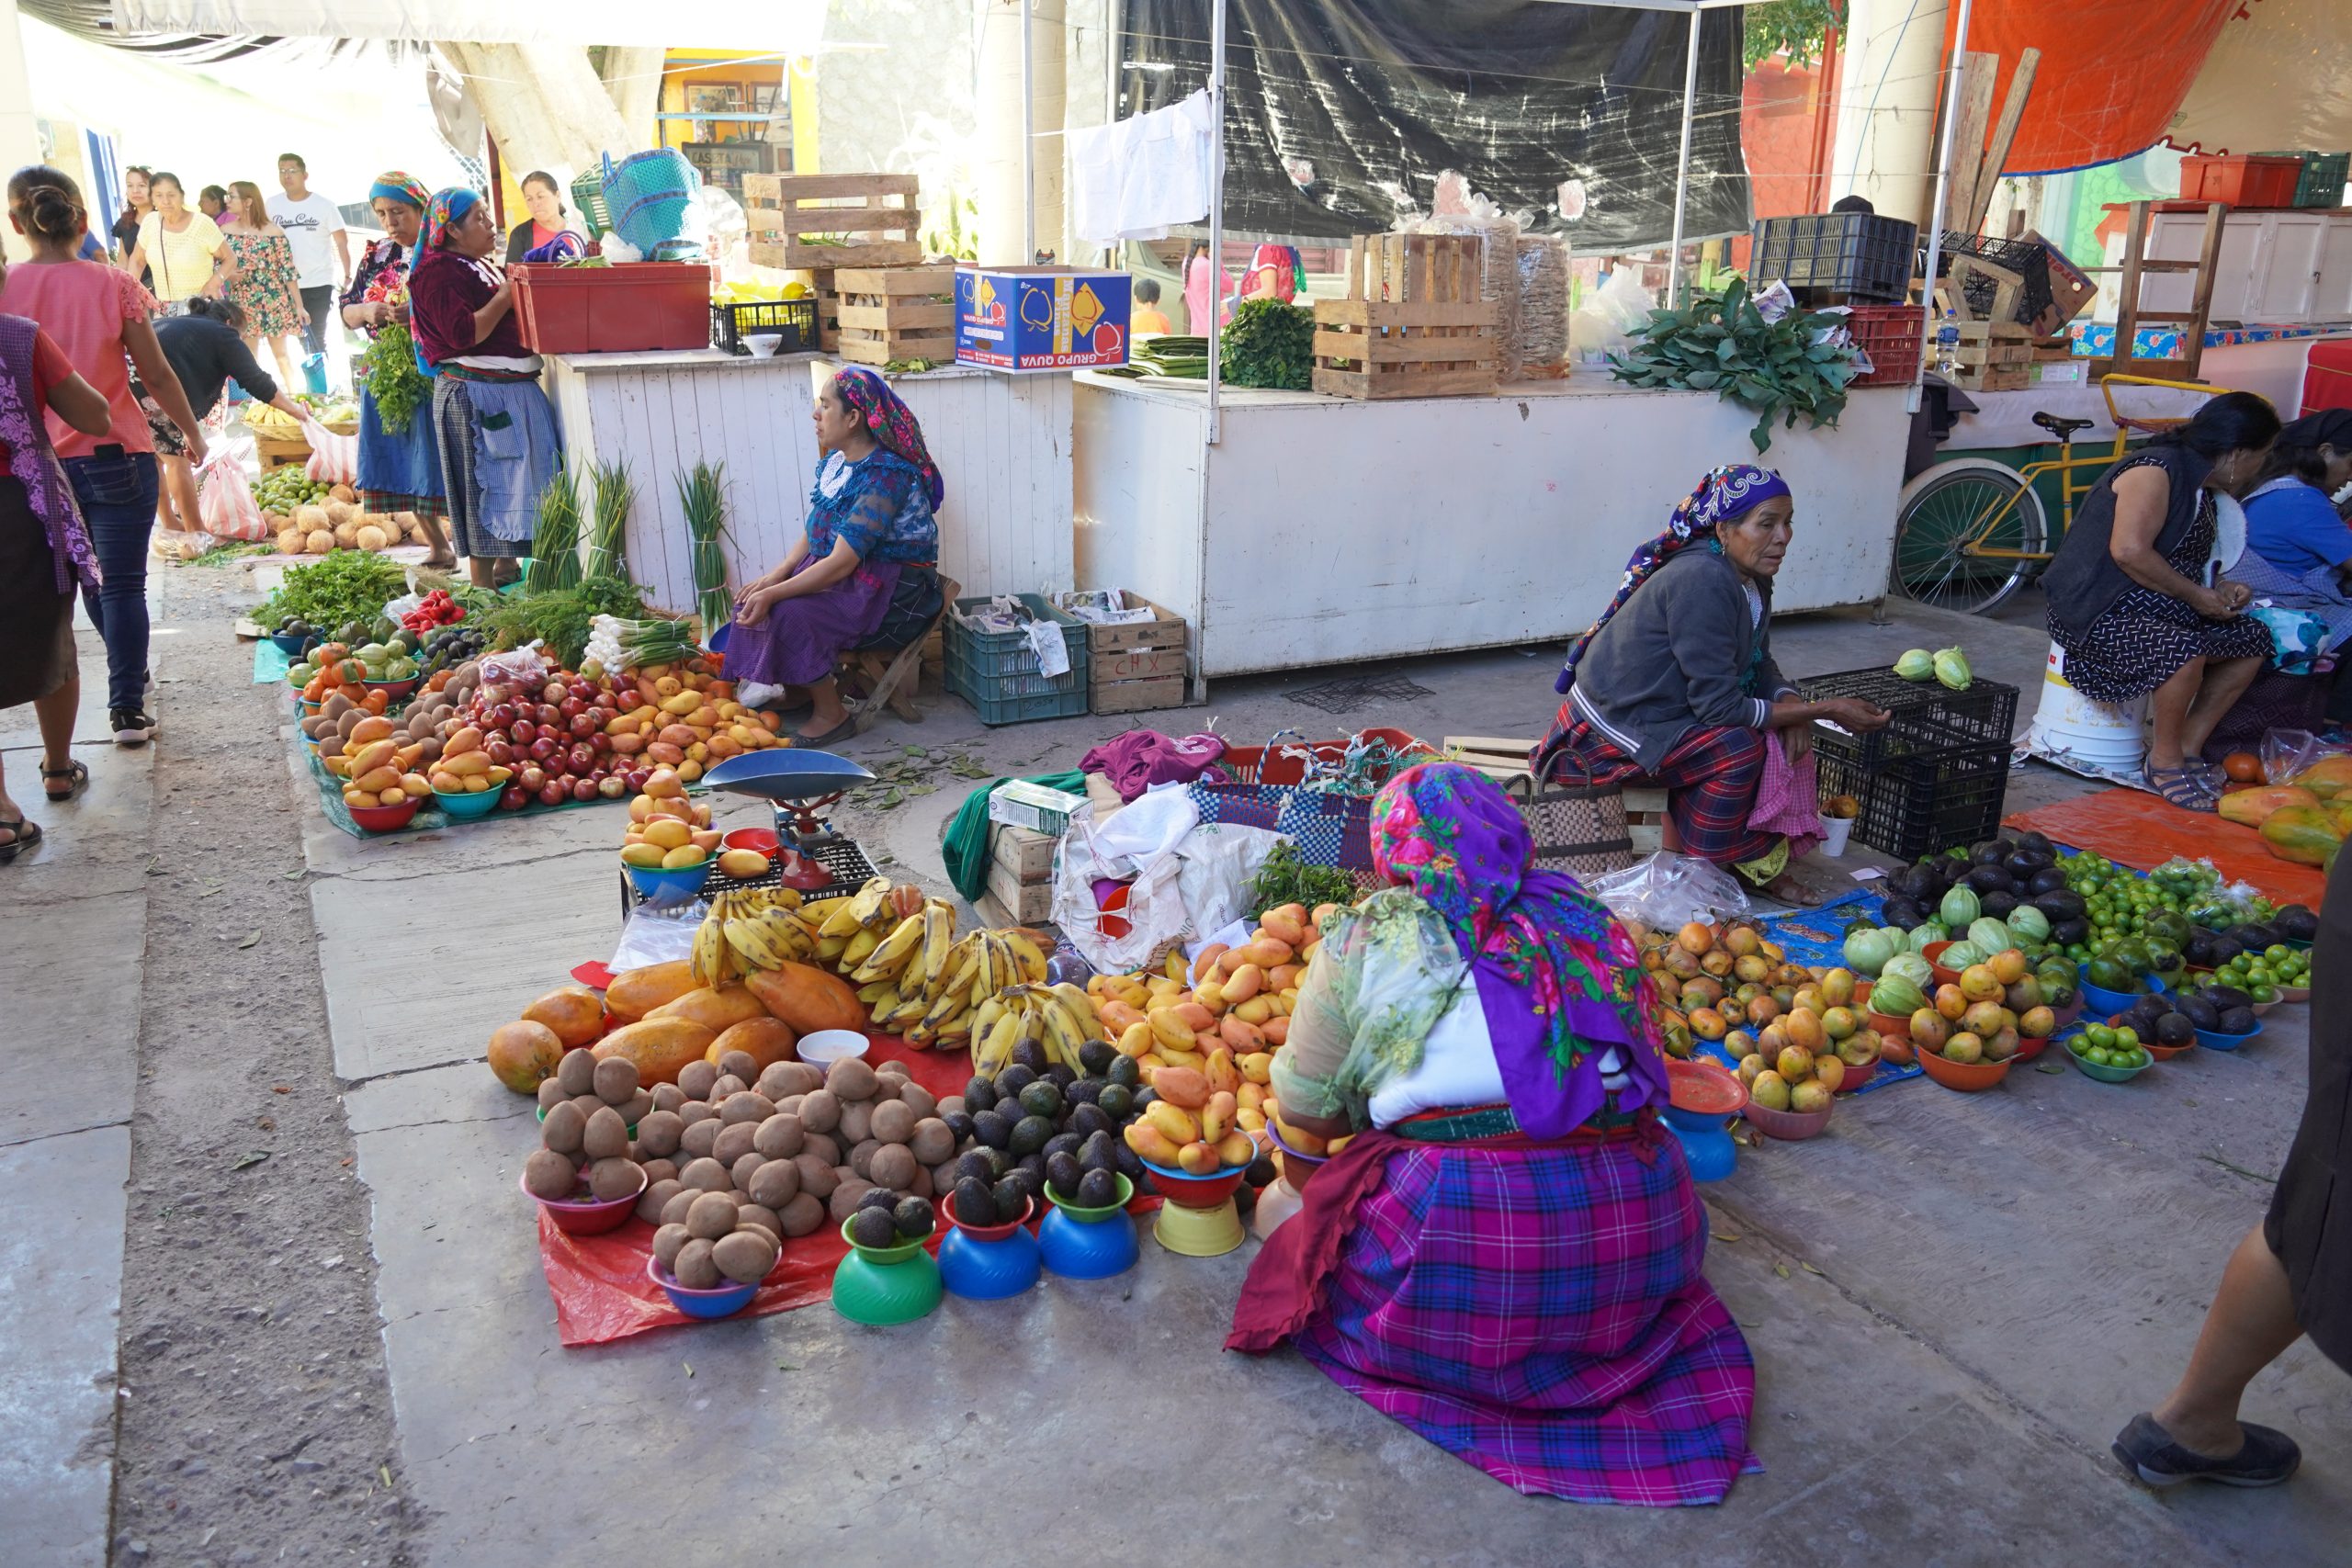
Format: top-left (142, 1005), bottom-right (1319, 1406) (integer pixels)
top-left (1200, 1089), bottom-right (1237, 1143)
top-left (1177, 1140), bottom-right (1221, 1175)
top-left (1203, 1046), bottom-right (1241, 1094)
top-left (1152, 1066), bottom-right (1211, 1110)
top-left (660, 845), bottom-right (707, 870)
top-left (1124, 1122), bottom-right (1183, 1166)
top-left (1145, 1100), bottom-right (1203, 1146)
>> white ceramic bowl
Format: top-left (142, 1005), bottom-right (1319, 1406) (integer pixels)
top-left (744, 333), bottom-right (784, 359)
top-left (797, 1029), bottom-right (869, 1066)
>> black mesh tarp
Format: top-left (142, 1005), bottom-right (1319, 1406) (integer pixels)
top-left (1120, 0), bottom-right (1751, 252)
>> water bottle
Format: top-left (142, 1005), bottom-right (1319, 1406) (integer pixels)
top-left (1934, 310), bottom-right (1962, 379)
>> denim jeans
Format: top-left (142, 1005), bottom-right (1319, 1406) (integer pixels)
top-left (62, 450), bottom-right (159, 712)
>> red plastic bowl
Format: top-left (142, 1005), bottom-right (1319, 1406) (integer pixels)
top-left (722, 827), bottom-right (780, 860)
top-left (349, 796), bottom-right (422, 833)
top-left (1139, 1155), bottom-right (1251, 1208)
top-left (519, 1165), bottom-right (646, 1235)
top-left (1742, 1097), bottom-right (1834, 1141)
top-left (1826, 1054), bottom-right (1877, 1094)
top-left (1866, 1009), bottom-right (1912, 1040)
top-left (1668, 1056), bottom-right (1748, 1117)
top-left (1923, 941), bottom-right (1964, 988)
top-left (942, 1191), bottom-right (1035, 1242)
top-left (1913, 1045), bottom-right (2011, 1092)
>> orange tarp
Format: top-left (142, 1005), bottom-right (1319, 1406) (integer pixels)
top-left (2004, 788), bottom-right (2326, 908)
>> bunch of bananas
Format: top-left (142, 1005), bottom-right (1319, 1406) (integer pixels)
top-left (969, 981), bottom-right (1104, 1076)
top-left (688, 886), bottom-right (814, 987)
top-left (850, 903), bottom-right (1057, 1050)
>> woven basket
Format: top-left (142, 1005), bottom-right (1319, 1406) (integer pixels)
top-left (1518, 754), bottom-right (1634, 880)
top-left (601, 149), bottom-right (702, 258)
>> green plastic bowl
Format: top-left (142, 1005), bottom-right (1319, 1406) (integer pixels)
top-left (434, 786), bottom-right (502, 820)
top-left (1043, 1172), bottom-right (1135, 1223)
top-left (2066, 1039), bottom-right (2153, 1083)
top-left (839, 1214), bottom-right (928, 1265)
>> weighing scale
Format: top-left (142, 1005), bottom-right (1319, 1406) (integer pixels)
top-left (616, 750), bottom-right (884, 919)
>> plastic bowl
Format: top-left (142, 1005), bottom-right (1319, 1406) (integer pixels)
top-left (1866, 1009), bottom-right (1913, 1040)
top-left (625, 858), bottom-right (714, 901)
top-left (434, 786), bottom-right (502, 820)
top-left (1040, 1177), bottom-right (1131, 1224)
top-left (348, 796), bottom-right (422, 833)
top-left (944, 1191), bottom-right (1037, 1241)
top-left (840, 1214), bottom-right (930, 1265)
top-left (520, 1164), bottom-right (645, 1235)
top-left (1913, 1045), bottom-right (2011, 1092)
top-left (645, 1254), bottom-right (759, 1318)
top-left (722, 827), bottom-right (781, 860)
top-left (1138, 1155), bottom-right (1251, 1208)
top-left (362, 676), bottom-right (419, 704)
top-left (1666, 1057), bottom-right (1748, 1125)
top-left (2278, 983), bottom-right (2311, 1003)
top-left (2196, 1017), bottom-right (2265, 1053)
top-left (1826, 1054), bottom-right (1878, 1093)
top-left (2048, 993), bottom-right (2086, 1031)
top-left (1741, 1097), bottom-right (1834, 1141)
top-left (2078, 968), bottom-right (2164, 1018)
top-left (744, 333), bottom-right (784, 359)
top-left (270, 629), bottom-right (309, 658)
top-left (1923, 941), bottom-right (1964, 987)
top-left (797, 1030), bottom-right (869, 1066)
top-left (2065, 1038), bottom-right (2154, 1084)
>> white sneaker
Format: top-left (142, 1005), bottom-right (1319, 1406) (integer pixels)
top-left (735, 680), bottom-right (786, 710)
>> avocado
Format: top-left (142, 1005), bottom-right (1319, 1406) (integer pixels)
top-left (1069, 1102), bottom-right (1113, 1140)
top-left (1105, 1055), bottom-right (1141, 1089)
top-left (2028, 866), bottom-right (2068, 896)
top-left (953, 1177), bottom-right (998, 1227)
top-left (964, 1076), bottom-right (997, 1112)
top-left (2207, 985), bottom-right (2255, 1011)
top-left (989, 1176), bottom-right (1027, 1223)
top-left (1043, 1064), bottom-right (1077, 1090)
top-left (996, 1064), bottom-right (1036, 1096)
top-left (1131, 1086), bottom-right (1159, 1111)
top-left (1114, 1143), bottom-right (1146, 1183)
top-left (1046, 1152), bottom-right (1084, 1195)
top-left (2278, 905), bottom-right (2318, 940)
top-left (1043, 1132), bottom-right (1082, 1163)
top-left (1980, 889), bottom-right (2018, 920)
top-left (955, 1150), bottom-right (997, 1186)
top-left (1006, 1165), bottom-right (1044, 1202)
top-left (859, 1187), bottom-right (900, 1213)
top-left (847, 1208), bottom-right (899, 1249)
top-left (2177, 995), bottom-right (2222, 1031)
top-left (893, 1196), bottom-right (934, 1239)
top-left (2051, 919), bottom-right (2090, 947)
top-left (984, 1147), bottom-right (1016, 1179)
top-left (1965, 864), bottom-right (2011, 895)
top-left (1010, 1114), bottom-right (1055, 1156)
top-left (973, 1109), bottom-right (1013, 1150)
top-left (1011, 1038), bottom-right (1049, 1074)
top-left (1095, 1083), bottom-right (1133, 1120)
top-left (942, 1111), bottom-right (976, 1144)
top-left (1018, 1079), bottom-right (1064, 1122)
top-left (1064, 1077), bottom-right (1102, 1108)
top-left (1075, 1168), bottom-right (1118, 1209)
top-left (2218, 1006), bottom-right (2257, 1036)
top-left (1078, 1039), bottom-right (1116, 1076)
top-left (1079, 1130), bottom-right (1119, 1174)
top-left (1016, 1152), bottom-right (1046, 1179)
top-left (2154, 1012), bottom-right (2196, 1046)
top-left (1970, 840), bottom-right (2011, 866)
top-left (1245, 1156), bottom-right (1278, 1189)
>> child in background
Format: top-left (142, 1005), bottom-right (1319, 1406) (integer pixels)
top-left (1131, 277), bottom-right (1171, 336)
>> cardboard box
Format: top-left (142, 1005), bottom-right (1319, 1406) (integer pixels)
top-left (987, 780), bottom-right (1088, 836)
top-left (984, 856), bottom-right (1056, 923)
top-left (988, 823), bottom-right (1058, 883)
top-left (956, 265), bottom-right (1131, 372)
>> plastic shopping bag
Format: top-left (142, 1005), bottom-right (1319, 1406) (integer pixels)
top-left (195, 446), bottom-right (268, 540)
top-left (303, 416), bottom-right (357, 486)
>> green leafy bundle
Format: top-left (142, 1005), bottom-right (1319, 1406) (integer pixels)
top-left (475, 576), bottom-right (649, 669)
top-left (1219, 299), bottom-right (1316, 389)
top-left (1608, 278), bottom-right (1856, 453)
top-left (524, 468), bottom-right (583, 595)
top-left (255, 549), bottom-right (411, 633)
top-left (586, 458), bottom-right (635, 581)
top-left (1245, 840), bottom-right (1361, 922)
top-left (360, 322), bottom-right (428, 435)
top-left (676, 460), bottom-right (732, 642)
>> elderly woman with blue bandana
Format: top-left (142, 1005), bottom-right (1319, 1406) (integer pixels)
top-left (408, 186), bottom-right (560, 589)
top-left (1532, 465), bottom-right (1888, 903)
top-left (337, 172), bottom-right (453, 568)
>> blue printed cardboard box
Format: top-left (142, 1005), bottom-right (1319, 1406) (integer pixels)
top-left (954, 265), bottom-right (1132, 372)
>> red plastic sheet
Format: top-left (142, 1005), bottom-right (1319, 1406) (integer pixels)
top-left (538, 1037), bottom-right (975, 1347)
top-left (1947, 1), bottom-right (2238, 175)
top-left (2004, 788), bottom-right (2326, 908)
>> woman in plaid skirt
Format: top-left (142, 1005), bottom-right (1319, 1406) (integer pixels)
top-left (1228, 761), bottom-right (1760, 1505)
top-left (1532, 465), bottom-right (1888, 903)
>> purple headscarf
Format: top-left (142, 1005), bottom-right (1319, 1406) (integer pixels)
top-left (830, 366), bottom-right (944, 512)
top-left (1370, 761), bottom-right (1668, 1136)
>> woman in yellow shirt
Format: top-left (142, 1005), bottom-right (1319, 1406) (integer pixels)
top-left (123, 172), bottom-right (236, 310)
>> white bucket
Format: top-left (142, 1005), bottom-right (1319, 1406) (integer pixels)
top-left (2026, 642), bottom-right (2148, 770)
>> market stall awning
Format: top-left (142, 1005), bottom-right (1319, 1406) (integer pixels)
top-left (108, 0), bottom-right (825, 47)
top-left (2168, 0), bottom-right (2352, 159)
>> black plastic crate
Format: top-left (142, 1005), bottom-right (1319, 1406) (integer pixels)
top-left (1815, 739), bottom-right (2011, 862)
top-left (1749, 212), bottom-right (1919, 303)
top-left (1797, 666), bottom-right (2018, 771)
top-left (1927, 233), bottom-right (2055, 330)
top-left (712, 298), bottom-right (819, 355)
top-left (616, 832), bottom-right (879, 922)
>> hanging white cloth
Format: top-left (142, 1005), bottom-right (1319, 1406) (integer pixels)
top-left (1067, 89), bottom-right (1216, 245)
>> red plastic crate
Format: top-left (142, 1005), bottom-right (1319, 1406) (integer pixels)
top-left (1218, 728), bottom-right (1430, 785)
top-left (1845, 304), bottom-right (1925, 388)
top-left (2179, 154), bottom-right (2303, 209)
top-left (510, 262), bottom-right (714, 355)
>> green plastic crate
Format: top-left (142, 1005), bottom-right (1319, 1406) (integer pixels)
top-left (943, 593), bottom-right (1090, 726)
top-left (2259, 151), bottom-right (2350, 209)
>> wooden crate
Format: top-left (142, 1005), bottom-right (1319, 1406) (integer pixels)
top-left (743, 173), bottom-right (922, 271)
top-left (1076, 592), bottom-right (1190, 714)
top-left (1312, 235), bottom-right (1497, 400)
top-left (255, 433), bottom-right (311, 472)
top-left (833, 263), bottom-right (958, 367)
top-left (983, 854), bottom-right (1055, 924)
top-left (989, 822), bottom-right (1057, 884)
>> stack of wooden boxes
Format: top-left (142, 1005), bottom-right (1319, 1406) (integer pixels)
top-left (1312, 234), bottom-right (1498, 400)
top-left (741, 173), bottom-right (923, 355)
top-left (1080, 594), bottom-right (1189, 716)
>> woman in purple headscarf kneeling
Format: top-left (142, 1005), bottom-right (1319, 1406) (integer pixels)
top-left (1227, 761), bottom-right (1760, 1505)
top-left (726, 367), bottom-right (944, 746)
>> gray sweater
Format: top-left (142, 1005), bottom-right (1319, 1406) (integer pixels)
top-left (1565, 550), bottom-right (1794, 772)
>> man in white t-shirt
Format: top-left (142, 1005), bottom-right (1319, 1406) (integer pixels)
top-left (267, 152), bottom-right (350, 355)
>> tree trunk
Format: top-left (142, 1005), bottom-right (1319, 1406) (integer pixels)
top-left (444, 41), bottom-right (638, 187)
top-left (599, 46), bottom-right (665, 153)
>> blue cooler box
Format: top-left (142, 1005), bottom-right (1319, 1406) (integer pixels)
top-left (955, 266), bottom-right (1132, 372)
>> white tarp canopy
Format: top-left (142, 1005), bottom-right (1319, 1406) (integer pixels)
top-left (110, 1), bottom-right (827, 47)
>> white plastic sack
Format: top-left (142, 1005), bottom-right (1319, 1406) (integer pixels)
top-left (1050, 808), bottom-right (1285, 975)
top-left (195, 446), bottom-right (267, 540)
top-left (1570, 266), bottom-right (1655, 363)
top-left (1171, 824), bottom-right (1287, 939)
top-left (302, 415), bottom-right (356, 486)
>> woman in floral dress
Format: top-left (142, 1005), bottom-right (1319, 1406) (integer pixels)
top-left (219, 181), bottom-right (308, 389)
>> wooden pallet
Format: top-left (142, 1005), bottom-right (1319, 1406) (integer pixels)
top-left (832, 263), bottom-right (957, 367)
top-left (1311, 234), bottom-right (1498, 400)
top-left (743, 173), bottom-right (922, 271)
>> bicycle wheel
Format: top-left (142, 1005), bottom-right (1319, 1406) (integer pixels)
top-left (1891, 459), bottom-right (2050, 615)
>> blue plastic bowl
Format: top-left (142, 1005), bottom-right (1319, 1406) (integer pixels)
top-left (644, 1255), bottom-right (758, 1319)
top-left (2078, 966), bottom-right (2165, 1018)
top-left (2195, 1016), bottom-right (2265, 1053)
top-left (433, 786), bottom-right (502, 820)
top-left (625, 858), bottom-right (714, 901)
top-left (270, 630), bottom-right (309, 659)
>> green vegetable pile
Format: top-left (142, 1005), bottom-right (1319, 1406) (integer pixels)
top-left (1219, 299), bottom-right (1316, 390)
top-left (1609, 278), bottom-right (1856, 453)
top-left (1246, 840), bottom-right (1360, 923)
top-left (473, 576), bottom-right (649, 669)
top-left (255, 549), bottom-right (410, 634)
top-left (254, 468), bottom-right (329, 515)
top-left (1102, 336), bottom-right (1207, 380)
top-left (360, 322), bottom-right (428, 435)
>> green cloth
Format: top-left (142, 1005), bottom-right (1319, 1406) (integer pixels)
top-left (941, 770), bottom-right (1087, 903)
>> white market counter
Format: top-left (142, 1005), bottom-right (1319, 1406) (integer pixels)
top-left (543, 350), bottom-right (1074, 614)
top-left (1072, 376), bottom-right (1914, 680)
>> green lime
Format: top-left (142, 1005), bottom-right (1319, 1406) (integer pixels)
top-left (2116, 1026), bottom-right (2139, 1046)
top-left (2252, 984), bottom-right (2278, 1003)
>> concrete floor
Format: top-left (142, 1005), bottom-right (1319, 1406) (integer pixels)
top-left (11, 570), bottom-right (2347, 1565)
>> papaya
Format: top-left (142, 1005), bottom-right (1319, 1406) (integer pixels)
top-left (646, 984), bottom-right (769, 1034)
top-left (742, 961), bottom-right (865, 1034)
top-left (705, 1015), bottom-right (799, 1072)
top-left (520, 984), bottom-right (606, 1048)
top-left (2259, 804), bottom-right (2345, 868)
top-left (2292, 754), bottom-right (2352, 799)
top-left (486, 1020), bottom-right (564, 1094)
top-left (590, 1017), bottom-right (719, 1086)
top-left (2217, 784), bottom-right (2320, 829)
top-left (605, 959), bottom-right (698, 1022)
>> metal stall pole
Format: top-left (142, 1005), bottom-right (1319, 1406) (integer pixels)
top-left (1204, 0), bottom-right (1228, 444)
top-left (1666, 4), bottom-right (1702, 307)
top-left (1022, 0), bottom-right (1037, 262)
top-left (1914, 0), bottom-right (1975, 412)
